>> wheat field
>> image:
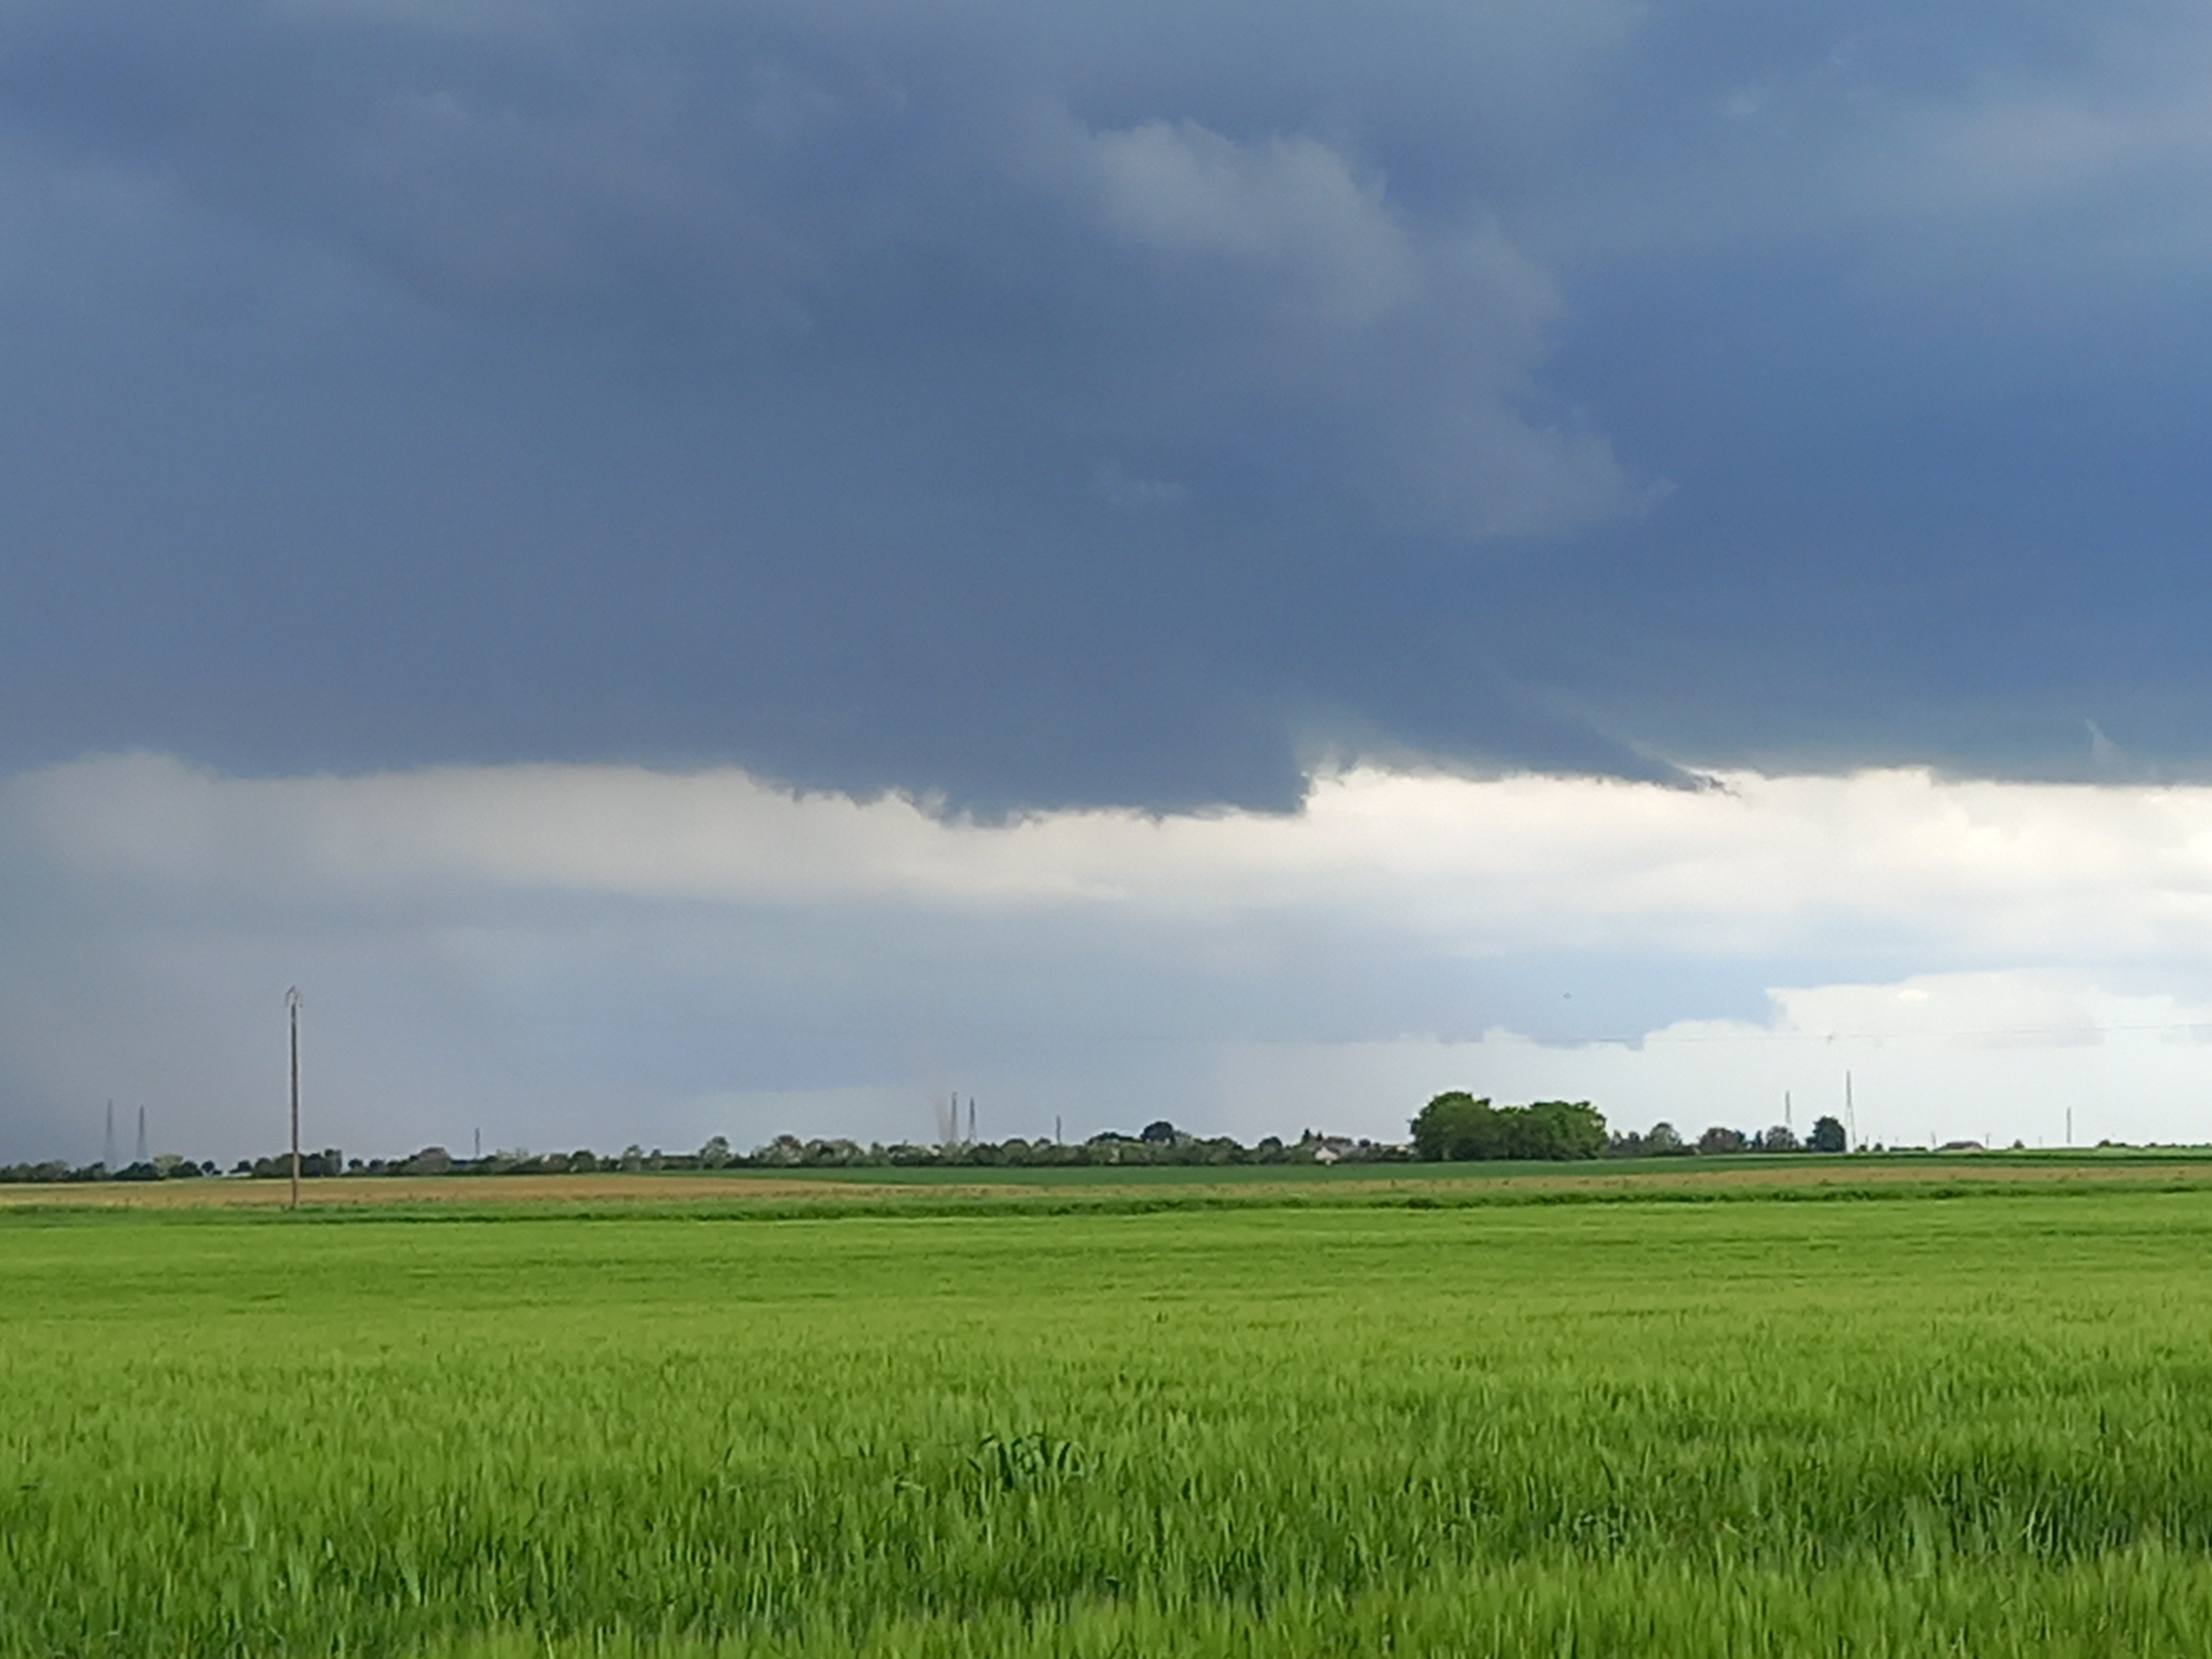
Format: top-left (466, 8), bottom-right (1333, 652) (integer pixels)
top-left (5, 1183), bottom-right (2212, 1654)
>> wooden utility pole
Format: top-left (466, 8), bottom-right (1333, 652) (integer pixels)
top-left (286, 987), bottom-right (302, 1211)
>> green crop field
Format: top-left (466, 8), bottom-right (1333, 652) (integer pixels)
top-left (7, 1182), bottom-right (2212, 1656)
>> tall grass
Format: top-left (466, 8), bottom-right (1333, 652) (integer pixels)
top-left (4, 1194), bottom-right (2212, 1653)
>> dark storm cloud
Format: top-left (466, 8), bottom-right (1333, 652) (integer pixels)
top-left (7, 0), bottom-right (2212, 806)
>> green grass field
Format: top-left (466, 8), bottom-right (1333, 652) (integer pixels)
top-left (7, 1181), bottom-right (2212, 1655)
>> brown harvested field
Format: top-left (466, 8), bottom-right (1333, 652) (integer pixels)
top-left (7, 1155), bottom-right (2212, 1209)
top-left (1183, 1159), bottom-right (2212, 1205)
top-left (0, 1173), bottom-right (941, 1208)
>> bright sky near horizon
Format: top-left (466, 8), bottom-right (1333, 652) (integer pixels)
top-left (7, 1), bottom-right (2212, 1159)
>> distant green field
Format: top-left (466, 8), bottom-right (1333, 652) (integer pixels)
top-left (7, 1186), bottom-right (2212, 1655)
top-left (687, 1145), bottom-right (2212, 1185)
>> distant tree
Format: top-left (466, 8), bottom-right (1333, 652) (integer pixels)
top-left (1410, 1092), bottom-right (1496, 1160)
top-left (1520, 1101), bottom-right (1607, 1160)
top-left (1140, 1120), bottom-right (1178, 1145)
top-left (1697, 1125), bottom-right (1749, 1156)
top-left (1645, 1121), bottom-right (1686, 1156)
top-left (697, 1135), bottom-right (733, 1168)
top-left (1411, 1094), bottom-right (1605, 1161)
top-left (1808, 1115), bottom-right (1848, 1153)
top-left (1755, 1125), bottom-right (1800, 1152)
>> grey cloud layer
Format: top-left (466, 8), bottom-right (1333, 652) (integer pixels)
top-left (7, 1), bottom-right (2212, 805)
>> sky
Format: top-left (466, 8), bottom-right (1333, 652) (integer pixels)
top-left (7, 0), bottom-right (2212, 1161)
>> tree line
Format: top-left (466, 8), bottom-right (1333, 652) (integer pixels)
top-left (0, 1122), bottom-right (1411, 1183)
top-left (1608, 1115), bottom-right (1848, 1157)
top-left (0, 1154), bottom-right (222, 1185)
top-left (1407, 1094), bottom-right (1853, 1161)
top-left (0, 1099), bottom-right (1865, 1186)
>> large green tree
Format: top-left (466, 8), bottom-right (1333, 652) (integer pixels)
top-left (1410, 1094), bottom-right (1605, 1161)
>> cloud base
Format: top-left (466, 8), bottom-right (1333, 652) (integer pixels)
top-left (11, 754), bottom-right (2212, 1162)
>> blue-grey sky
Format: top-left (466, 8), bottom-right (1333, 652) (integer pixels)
top-left (9, 0), bottom-right (2209, 801)
top-left (9, 1), bottom-right (2212, 1160)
